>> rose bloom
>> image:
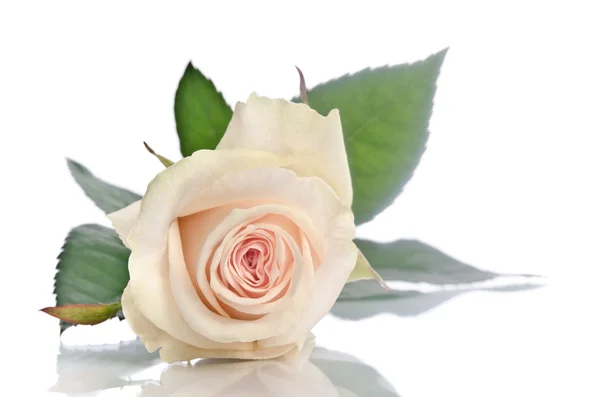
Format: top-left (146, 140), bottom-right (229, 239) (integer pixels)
top-left (109, 93), bottom-right (357, 362)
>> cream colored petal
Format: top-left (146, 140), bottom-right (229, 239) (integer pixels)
top-left (179, 205), bottom-right (236, 317)
top-left (301, 238), bottom-right (357, 329)
top-left (216, 92), bottom-right (353, 205)
top-left (122, 283), bottom-right (301, 363)
top-left (121, 283), bottom-right (165, 353)
top-left (181, 166), bottom-right (358, 260)
top-left (172, 204), bottom-right (314, 343)
top-left (107, 200), bottom-right (141, 248)
top-left (346, 246), bottom-right (389, 289)
top-left (159, 339), bottom-right (299, 363)
top-left (123, 279), bottom-right (211, 352)
top-left (126, 221), bottom-right (285, 354)
top-left (169, 218), bottom-right (244, 337)
top-left (260, 220), bottom-right (357, 348)
top-left (128, 149), bottom-right (282, 251)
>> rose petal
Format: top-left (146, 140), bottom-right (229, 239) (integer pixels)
top-left (122, 285), bottom-right (303, 363)
top-left (210, 222), bottom-right (304, 316)
top-left (217, 93), bottom-right (353, 205)
top-left (260, 237), bottom-right (357, 348)
top-left (222, 230), bottom-right (274, 296)
top-left (107, 200), bottom-right (141, 248)
top-left (170, 205), bottom-right (314, 343)
top-left (179, 204), bottom-right (242, 317)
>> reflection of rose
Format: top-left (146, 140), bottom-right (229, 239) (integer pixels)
top-left (139, 335), bottom-right (340, 397)
top-left (110, 94), bottom-right (356, 362)
top-left (50, 339), bottom-right (400, 397)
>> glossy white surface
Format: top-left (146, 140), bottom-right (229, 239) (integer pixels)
top-left (14, 282), bottom-right (599, 396)
top-left (1, 1), bottom-right (599, 396)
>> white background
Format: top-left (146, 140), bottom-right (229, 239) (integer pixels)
top-left (1, 1), bottom-right (599, 396)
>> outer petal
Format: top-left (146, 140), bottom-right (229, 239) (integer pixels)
top-left (260, 232), bottom-right (357, 348)
top-left (216, 93), bottom-right (353, 205)
top-left (159, 338), bottom-right (301, 363)
top-left (122, 284), bottom-right (301, 363)
top-left (107, 200), bottom-right (141, 248)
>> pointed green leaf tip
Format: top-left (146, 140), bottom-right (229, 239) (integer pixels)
top-left (41, 301), bottom-right (122, 326)
top-left (67, 158), bottom-right (141, 214)
top-left (174, 62), bottom-right (233, 157)
top-left (300, 49), bottom-right (448, 225)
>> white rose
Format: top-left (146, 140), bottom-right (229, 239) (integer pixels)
top-left (109, 93), bottom-right (357, 363)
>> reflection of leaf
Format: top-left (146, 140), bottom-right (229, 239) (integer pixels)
top-left (311, 347), bottom-right (401, 397)
top-left (356, 239), bottom-right (539, 284)
top-left (51, 339), bottom-right (160, 396)
top-left (338, 280), bottom-right (421, 301)
top-left (332, 282), bottom-right (543, 320)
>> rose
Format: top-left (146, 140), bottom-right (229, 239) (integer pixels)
top-left (108, 93), bottom-right (357, 363)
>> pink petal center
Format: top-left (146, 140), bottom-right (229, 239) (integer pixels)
top-left (178, 205), bottom-right (319, 321)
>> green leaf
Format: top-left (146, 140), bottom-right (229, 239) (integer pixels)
top-left (41, 301), bottom-right (122, 326)
top-left (53, 224), bottom-right (130, 333)
top-left (67, 159), bottom-right (141, 214)
top-left (298, 49), bottom-right (447, 225)
top-left (355, 238), bottom-right (536, 284)
top-left (174, 62), bottom-right (233, 156)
